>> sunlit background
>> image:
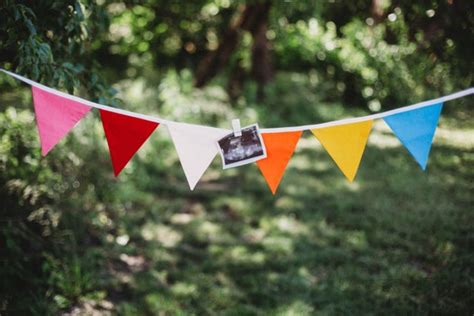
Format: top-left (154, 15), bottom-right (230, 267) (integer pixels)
top-left (1, 0), bottom-right (473, 314)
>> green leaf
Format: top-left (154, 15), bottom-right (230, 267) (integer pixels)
top-left (62, 62), bottom-right (75, 70)
top-left (21, 6), bottom-right (36, 19)
top-left (32, 64), bottom-right (39, 80)
top-left (24, 19), bottom-right (37, 35)
top-left (74, 2), bottom-right (84, 20)
top-left (14, 8), bottom-right (21, 21)
top-left (73, 64), bottom-right (84, 72)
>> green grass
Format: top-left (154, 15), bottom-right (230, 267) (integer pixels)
top-left (104, 120), bottom-right (473, 315)
top-left (1, 72), bottom-right (473, 315)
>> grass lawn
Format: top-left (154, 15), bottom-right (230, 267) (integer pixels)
top-left (101, 117), bottom-right (473, 315)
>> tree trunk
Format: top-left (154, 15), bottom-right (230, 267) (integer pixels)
top-left (194, 1), bottom-right (273, 101)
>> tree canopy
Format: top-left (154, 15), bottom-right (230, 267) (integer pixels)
top-left (1, 0), bottom-right (473, 107)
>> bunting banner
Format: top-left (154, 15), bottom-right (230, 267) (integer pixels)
top-left (311, 120), bottom-right (373, 182)
top-left (1, 69), bottom-right (473, 194)
top-left (383, 103), bottom-right (443, 170)
top-left (31, 85), bottom-right (91, 156)
top-left (100, 110), bottom-right (159, 176)
top-left (167, 122), bottom-right (230, 190)
top-left (257, 131), bottom-right (302, 194)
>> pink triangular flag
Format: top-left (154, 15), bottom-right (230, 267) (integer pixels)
top-left (31, 86), bottom-right (91, 156)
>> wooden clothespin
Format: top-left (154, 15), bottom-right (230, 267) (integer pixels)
top-left (232, 119), bottom-right (242, 137)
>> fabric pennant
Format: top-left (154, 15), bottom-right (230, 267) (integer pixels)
top-left (383, 103), bottom-right (443, 170)
top-left (100, 110), bottom-right (159, 176)
top-left (256, 131), bottom-right (302, 194)
top-left (31, 86), bottom-right (91, 156)
top-left (167, 122), bottom-right (229, 190)
top-left (311, 120), bottom-right (373, 182)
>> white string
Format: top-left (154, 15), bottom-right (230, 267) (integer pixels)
top-left (0, 69), bottom-right (170, 125)
top-left (2, 68), bottom-right (473, 132)
top-left (261, 87), bottom-right (474, 133)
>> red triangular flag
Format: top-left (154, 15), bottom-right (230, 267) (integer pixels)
top-left (257, 131), bottom-right (302, 194)
top-left (31, 86), bottom-right (91, 156)
top-left (99, 110), bottom-right (159, 176)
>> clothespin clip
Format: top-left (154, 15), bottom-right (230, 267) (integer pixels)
top-left (232, 119), bottom-right (242, 137)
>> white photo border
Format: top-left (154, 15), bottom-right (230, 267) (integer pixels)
top-left (217, 123), bottom-right (267, 169)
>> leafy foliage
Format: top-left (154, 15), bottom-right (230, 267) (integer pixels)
top-left (0, 0), bottom-right (118, 104)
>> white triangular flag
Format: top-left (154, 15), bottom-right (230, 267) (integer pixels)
top-left (167, 122), bottom-right (230, 190)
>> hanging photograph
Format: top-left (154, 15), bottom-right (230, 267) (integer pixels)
top-left (217, 124), bottom-right (267, 169)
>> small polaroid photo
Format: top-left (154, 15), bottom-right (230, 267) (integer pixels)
top-left (217, 124), bottom-right (267, 169)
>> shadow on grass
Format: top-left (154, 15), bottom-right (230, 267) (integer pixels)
top-left (107, 140), bottom-right (473, 315)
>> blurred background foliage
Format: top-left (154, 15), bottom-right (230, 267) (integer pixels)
top-left (1, 0), bottom-right (473, 108)
top-left (0, 0), bottom-right (473, 314)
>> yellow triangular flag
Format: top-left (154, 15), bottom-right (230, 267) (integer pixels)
top-left (311, 120), bottom-right (373, 182)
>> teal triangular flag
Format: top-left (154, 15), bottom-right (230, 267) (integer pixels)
top-left (383, 103), bottom-right (443, 170)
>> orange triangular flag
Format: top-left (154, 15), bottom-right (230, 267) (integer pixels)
top-left (257, 131), bottom-right (302, 194)
top-left (311, 120), bottom-right (373, 182)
